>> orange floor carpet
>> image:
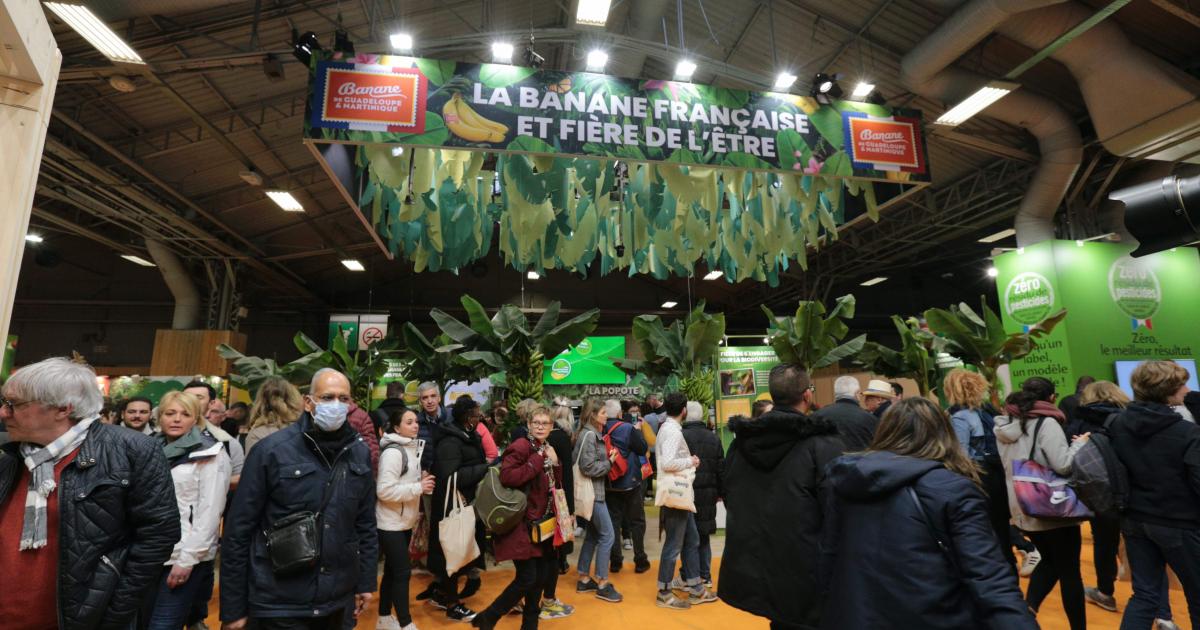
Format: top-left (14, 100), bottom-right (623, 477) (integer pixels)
top-left (205, 549), bottom-right (1192, 629)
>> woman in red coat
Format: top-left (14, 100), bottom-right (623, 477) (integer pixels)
top-left (471, 406), bottom-right (564, 630)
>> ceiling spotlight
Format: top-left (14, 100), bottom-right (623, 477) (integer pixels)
top-left (661, 301), bottom-right (678, 309)
top-left (810, 73), bottom-right (842, 100)
top-left (291, 30), bottom-right (321, 65)
top-left (852, 82), bottom-right (875, 98)
top-left (586, 49), bottom-right (608, 71)
top-left (45, 3), bottom-right (144, 64)
top-left (526, 271), bottom-right (540, 280)
top-left (859, 276), bottom-right (888, 286)
top-left (977, 228), bottom-right (1016, 243)
top-left (492, 42), bottom-right (514, 63)
top-left (703, 270), bottom-right (723, 280)
top-left (576, 0), bottom-right (612, 27)
top-left (986, 266), bottom-right (999, 278)
top-left (342, 259), bottom-right (365, 271)
top-left (674, 60), bottom-right (697, 80)
top-left (266, 191), bottom-right (304, 212)
top-left (25, 233), bottom-right (44, 244)
top-left (121, 254), bottom-right (156, 267)
top-left (935, 80), bottom-right (1019, 126)
top-left (333, 27), bottom-right (355, 56)
top-left (390, 32), bottom-right (414, 51)
top-left (774, 72), bottom-right (798, 90)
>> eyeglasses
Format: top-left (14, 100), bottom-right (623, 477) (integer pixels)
top-left (529, 421), bottom-right (553, 428)
top-left (0, 396), bottom-right (36, 412)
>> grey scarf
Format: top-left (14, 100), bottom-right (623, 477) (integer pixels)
top-left (18, 416), bottom-right (96, 550)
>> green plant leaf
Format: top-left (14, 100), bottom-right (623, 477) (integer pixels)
top-left (809, 107), bottom-right (845, 150)
top-left (507, 135), bottom-right (556, 155)
top-left (813, 334), bottom-right (866, 369)
top-left (460, 350), bottom-right (507, 371)
top-left (416, 60), bottom-right (458, 86)
top-left (478, 64), bottom-right (536, 88)
top-left (460, 294), bottom-right (493, 338)
top-left (430, 308), bottom-right (478, 344)
top-left (540, 309), bottom-right (600, 359)
top-left (394, 112), bottom-right (448, 146)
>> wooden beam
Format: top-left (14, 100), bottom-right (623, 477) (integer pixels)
top-left (1148, 0), bottom-right (1200, 30)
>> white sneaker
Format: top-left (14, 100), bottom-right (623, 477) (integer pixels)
top-left (400, 624), bottom-right (420, 630)
top-left (1019, 549), bottom-right (1041, 578)
top-left (376, 615), bottom-right (401, 630)
top-left (623, 538), bottom-right (633, 550)
top-left (1155, 620), bottom-right (1180, 630)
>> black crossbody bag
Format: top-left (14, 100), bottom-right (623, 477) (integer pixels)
top-left (263, 464), bottom-right (342, 575)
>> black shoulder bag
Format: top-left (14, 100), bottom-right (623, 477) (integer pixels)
top-left (264, 463), bottom-right (342, 575)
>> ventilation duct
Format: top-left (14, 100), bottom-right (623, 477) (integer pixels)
top-left (901, 0), bottom-right (1081, 247)
top-left (991, 2), bottom-right (1200, 164)
top-left (145, 238), bottom-right (202, 330)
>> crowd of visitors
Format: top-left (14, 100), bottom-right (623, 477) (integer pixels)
top-left (1, 354), bottom-right (1197, 630)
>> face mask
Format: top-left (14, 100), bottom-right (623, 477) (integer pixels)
top-left (313, 401), bottom-right (349, 431)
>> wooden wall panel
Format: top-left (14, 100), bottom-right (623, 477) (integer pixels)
top-left (150, 330), bottom-right (246, 376)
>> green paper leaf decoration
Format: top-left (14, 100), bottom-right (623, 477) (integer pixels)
top-left (416, 59), bottom-right (457, 86)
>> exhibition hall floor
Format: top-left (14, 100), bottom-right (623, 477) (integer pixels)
top-left (202, 525), bottom-right (1192, 629)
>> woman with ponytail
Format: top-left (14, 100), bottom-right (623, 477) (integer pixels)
top-left (994, 377), bottom-right (1090, 630)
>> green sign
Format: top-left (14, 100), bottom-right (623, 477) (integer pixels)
top-left (542, 336), bottom-right (626, 385)
top-left (995, 241), bottom-right (1200, 394)
top-left (307, 54), bottom-right (928, 180)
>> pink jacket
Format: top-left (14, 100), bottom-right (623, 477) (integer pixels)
top-left (476, 422), bottom-right (499, 461)
top-left (348, 403), bottom-right (381, 473)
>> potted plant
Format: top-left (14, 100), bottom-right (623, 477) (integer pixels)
top-left (761, 294), bottom-right (866, 373)
top-left (854, 316), bottom-right (947, 397)
top-left (613, 301), bottom-right (725, 410)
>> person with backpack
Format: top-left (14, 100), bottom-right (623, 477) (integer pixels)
top-left (943, 370), bottom-right (1027, 575)
top-left (603, 399), bottom-right (651, 575)
top-left (820, 397), bottom-right (1037, 629)
top-left (995, 377), bottom-right (1090, 630)
top-left (572, 398), bottom-right (621, 603)
top-left (376, 407), bottom-right (435, 630)
top-left (470, 406), bottom-right (564, 630)
top-left (1110, 361), bottom-right (1200, 630)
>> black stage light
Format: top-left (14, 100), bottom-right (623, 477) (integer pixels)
top-left (811, 72), bottom-right (843, 99)
top-left (1109, 174), bottom-right (1200, 257)
top-left (292, 31), bottom-right (321, 65)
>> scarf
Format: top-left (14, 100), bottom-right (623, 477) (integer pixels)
top-left (1004, 400), bottom-right (1067, 423)
top-left (18, 415), bottom-right (97, 550)
top-left (160, 426), bottom-right (205, 464)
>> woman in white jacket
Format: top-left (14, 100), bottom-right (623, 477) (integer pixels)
top-left (994, 378), bottom-right (1089, 630)
top-left (376, 406), bottom-right (435, 630)
top-left (147, 390), bottom-right (231, 630)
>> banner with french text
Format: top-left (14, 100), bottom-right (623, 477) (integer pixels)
top-left (306, 54), bottom-right (928, 181)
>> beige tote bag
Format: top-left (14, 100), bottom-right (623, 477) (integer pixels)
top-left (572, 432), bottom-right (596, 520)
top-left (438, 472), bottom-right (480, 574)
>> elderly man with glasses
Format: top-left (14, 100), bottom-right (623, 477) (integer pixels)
top-left (220, 367), bottom-right (378, 630)
top-left (0, 357), bottom-right (179, 629)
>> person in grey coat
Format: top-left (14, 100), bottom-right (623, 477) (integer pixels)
top-left (572, 398), bottom-right (621, 602)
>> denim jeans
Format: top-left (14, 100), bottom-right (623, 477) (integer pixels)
top-left (1119, 519), bottom-right (1200, 630)
top-left (657, 507), bottom-right (701, 592)
top-left (698, 532), bottom-right (712, 582)
top-left (146, 561), bottom-right (214, 630)
top-left (577, 500), bottom-right (614, 580)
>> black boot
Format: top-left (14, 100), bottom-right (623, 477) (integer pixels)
top-left (459, 575), bottom-right (482, 599)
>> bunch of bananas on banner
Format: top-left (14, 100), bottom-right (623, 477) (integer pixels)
top-left (443, 92), bottom-right (508, 143)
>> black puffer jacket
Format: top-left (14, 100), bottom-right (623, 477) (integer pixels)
top-left (0, 422), bottom-right (179, 629)
top-left (820, 452), bottom-right (1037, 630)
top-left (719, 407), bottom-right (844, 628)
top-left (1110, 401), bottom-right (1200, 529)
top-left (681, 420), bottom-right (724, 535)
top-left (219, 414), bottom-right (377, 621)
top-left (431, 422), bottom-right (489, 522)
top-left (811, 399), bottom-right (879, 452)
top-left (1066, 401), bottom-right (1123, 440)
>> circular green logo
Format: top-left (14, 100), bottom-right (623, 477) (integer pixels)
top-left (1108, 256), bottom-right (1161, 320)
top-left (1004, 271), bottom-right (1055, 325)
top-left (550, 358), bottom-right (572, 381)
top-left (575, 339), bottom-right (592, 355)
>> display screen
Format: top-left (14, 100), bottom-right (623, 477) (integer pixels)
top-left (543, 336), bottom-right (626, 385)
top-left (1113, 359), bottom-right (1199, 398)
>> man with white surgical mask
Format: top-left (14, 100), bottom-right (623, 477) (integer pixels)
top-left (220, 368), bottom-right (378, 630)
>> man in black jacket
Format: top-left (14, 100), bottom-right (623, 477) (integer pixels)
top-left (220, 368), bottom-right (377, 630)
top-left (680, 401), bottom-right (724, 587)
top-left (1111, 361), bottom-right (1200, 630)
top-left (0, 357), bottom-right (179, 629)
top-left (719, 363), bottom-right (844, 630)
top-left (812, 375), bottom-right (879, 452)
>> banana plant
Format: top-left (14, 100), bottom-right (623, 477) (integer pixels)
top-left (761, 294), bottom-right (866, 372)
top-left (430, 295), bottom-right (600, 414)
top-left (400, 322), bottom-right (478, 394)
top-left (924, 297), bottom-right (1067, 405)
top-left (854, 316), bottom-right (947, 397)
top-left (613, 301), bottom-right (726, 409)
top-left (218, 331), bottom-right (402, 407)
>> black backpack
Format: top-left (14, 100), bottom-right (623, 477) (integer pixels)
top-left (1069, 413), bottom-right (1130, 516)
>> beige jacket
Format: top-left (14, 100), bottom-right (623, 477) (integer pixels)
top-left (994, 415), bottom-right (1086, 532)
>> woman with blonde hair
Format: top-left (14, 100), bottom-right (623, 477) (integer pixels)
top-left (243, 376), bottom-right (304, 453)
top-left (572, 398), bottom-right (621, 602)
top-left (820, 397), bottom-right (1036, 629)
top-left (146, 390), bottom-right (231, 629)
